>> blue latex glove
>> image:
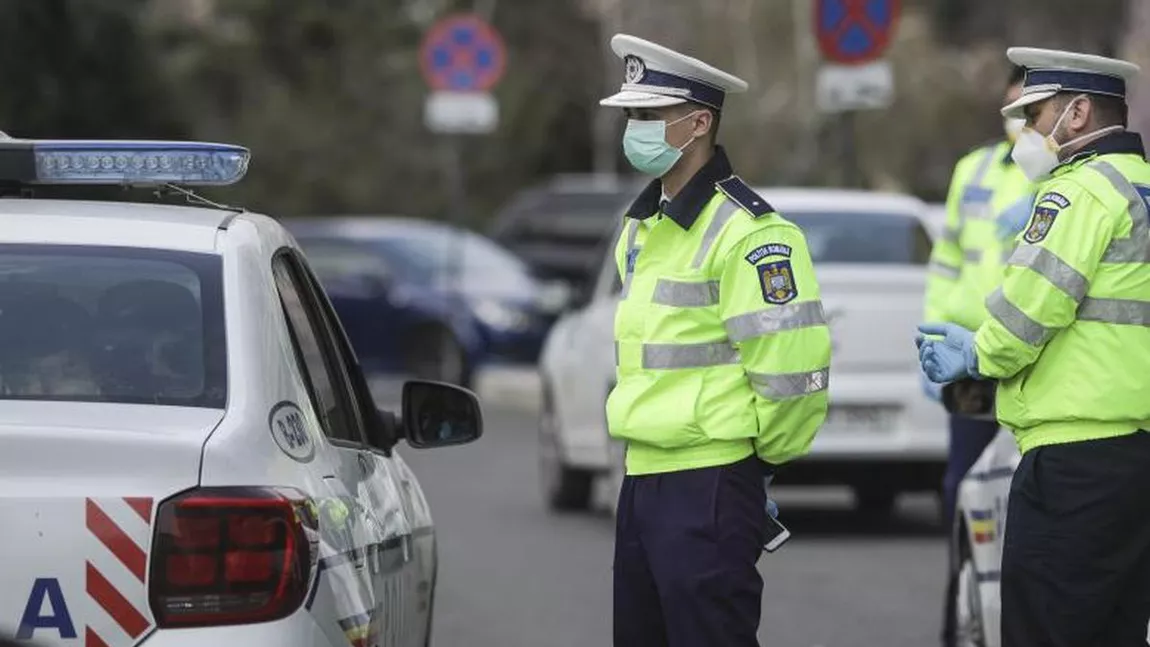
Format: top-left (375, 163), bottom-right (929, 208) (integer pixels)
top-left (764, 475), bottom-right (779, 519)
top-left (995, 194), bottom-right (1036, 241)
top-left (916, 323), bottom-right (979, 383)
top-left (920, 368), bottom-right (943, 401)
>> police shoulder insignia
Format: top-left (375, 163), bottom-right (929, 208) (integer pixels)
top-left (1023, 191), bottom-right (1069, 244)
top-left (757, 260), bottom-right (798, 305)
top-left (744, 243), bottom-right (792, 265)
top-left (716, 176), bottom-right (774, 218)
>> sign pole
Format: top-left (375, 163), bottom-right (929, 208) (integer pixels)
top-left (813, 0), bottom-right (900, 188)
top-left (841, 110), bottom-right (858, 188)
top-left (419, 13), bottom-right (507, 295)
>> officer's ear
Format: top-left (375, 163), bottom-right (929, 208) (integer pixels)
top-left (691, 109), bottom-right (714, 141)
top-left (1065, 95), bottom-right (1094, 135)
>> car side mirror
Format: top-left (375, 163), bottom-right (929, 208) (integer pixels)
top-left (401, 379), bottom-right (483, 448)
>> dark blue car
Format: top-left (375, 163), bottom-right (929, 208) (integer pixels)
top-left (287, 217), bottom-right (562, 386)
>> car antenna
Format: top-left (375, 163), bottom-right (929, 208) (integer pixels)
top-left (154, 182), bottom-right (245, 213)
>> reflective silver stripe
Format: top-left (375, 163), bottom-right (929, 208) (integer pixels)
top-left (1090, 160), bottom-right (1150, 263)
top-left (970, 146), bottom-right (998, 185)
top-left (690, 199), bottom-right (739, 269)
top-left (641, 341), bottom-right (740, 369)
top-left (651, 279), bottom-right (720, 307)
top-left (724, 300), bottom-right (826, 343)
top-left (1102, 237), bottom-right (1150, 263)
top-left (1078, 297), bottom-right (1150, 326)
top-left (747, 367), bottom-right (829, 399)
top-left (986, 288), bottom-right (1052, 346)
top-left (929, 261), bottom-right (960, 280)
top-left (1001, 247), bottom-right (1015, 264)
top-left (620, 220), bottom-right (640, 299)
top-left (1007, 245), bottom-right (1089, 303)
top-left (941, 227), bottom-right (960, 244)
top-left (963, 249), bottom-right (983, 263)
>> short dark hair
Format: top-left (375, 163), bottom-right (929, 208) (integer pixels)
top-left (1008, 65), bottom-right (1026, 88)
top-left (1051, 92), bottom-right (1128, 128)
top-left (1089, 94), bottom-right (1128, 128)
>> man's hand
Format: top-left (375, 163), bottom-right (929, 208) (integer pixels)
top-left (916, 323), bottom-right (979, 383)
top-left (920, 368), bottom-right (943, 401)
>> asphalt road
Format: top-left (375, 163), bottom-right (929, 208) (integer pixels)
top-left (395, 380), bottom-right (950, 647)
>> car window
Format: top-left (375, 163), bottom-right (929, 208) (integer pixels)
top-left (371, 228), bottom-right (535, 289)
top-left (0, 245), bottom-right (225, 407)
top-left (785, 211), bottom-right (932, 265)
top-left (272, 252), bottom-right (365, 444)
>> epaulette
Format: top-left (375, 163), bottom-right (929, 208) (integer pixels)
top-left (716, 176), bottom-right (774, 219)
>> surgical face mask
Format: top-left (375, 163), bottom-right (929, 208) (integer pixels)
top-left (1003, 117), bottom-right (1026, 142)
top-left (1011, 94), bottom-right (1125, 181)
top-left (622, 111), bottom-right (703, 177)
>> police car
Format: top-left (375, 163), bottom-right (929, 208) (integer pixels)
top-left (0, 138), bottom-right (482, 646)
top-left (950, 429), bottom-right (1018, 647)
top-left (537, 188), bottom-right (946, 514)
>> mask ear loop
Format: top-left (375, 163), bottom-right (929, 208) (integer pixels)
top-left (1049, 94), bottom-right (1125, 154)
top-left (668, 110), bottom-right (708, 152)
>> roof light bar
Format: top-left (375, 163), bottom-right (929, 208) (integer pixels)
top-left (0, 139), bottom-right (250, 187)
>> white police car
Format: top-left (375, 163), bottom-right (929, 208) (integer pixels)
top-left (0, 138), bottom-right (482, 647)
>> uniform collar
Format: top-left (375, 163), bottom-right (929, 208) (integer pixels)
top-left (1059, 130), bottom-right (1147, 170)
top-left (625, 146), bottom-right (734, 229)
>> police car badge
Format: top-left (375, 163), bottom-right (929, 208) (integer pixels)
top-left (1023, 206), bottom-right (1059, 243)
top-left (758, 260), bottom-right (797, 305)
top-left (624, 55), bottom-right (646, 84)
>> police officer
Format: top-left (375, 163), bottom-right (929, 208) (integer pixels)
top-left (918, 47), bottom-right (1150, 647)
top-left (925, 64), bottom-right (1036, 647)
top-left (927, 64), bottom-right (1034, 525)
top-left (600, 34), bottom-right (831, 647)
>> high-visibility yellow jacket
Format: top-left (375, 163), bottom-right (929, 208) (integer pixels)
top-left (925, 140), bottom-right (1033, 329)
top-left (973, 132), bottom-right (1150, 453)
top-left (607, 148), bottom-right (831, 475)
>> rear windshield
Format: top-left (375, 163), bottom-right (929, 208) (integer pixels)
top-left (786, 211), bottom-right (932, 265)
top-left (0, 245), bottom-right (226, 407)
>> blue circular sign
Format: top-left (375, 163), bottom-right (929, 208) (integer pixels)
top-left (815, 0), bottom-right (900, 64)
top-left (420, 14), bottom-right (507, 92)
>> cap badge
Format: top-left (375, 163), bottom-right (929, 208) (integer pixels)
top-left (624, 55), bottom-right (646, 84)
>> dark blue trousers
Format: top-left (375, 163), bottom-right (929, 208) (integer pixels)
top-left (613, 455), bottom-right (766, 647)
top-left (942, 414), bottom-right (999, 529)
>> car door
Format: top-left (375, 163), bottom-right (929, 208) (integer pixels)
top-left (291, 253), bottom-right (423, 647)
top-left (272, 251), bottom-right (390, 647)
top-left (563, 229), bottom-right (624, 440)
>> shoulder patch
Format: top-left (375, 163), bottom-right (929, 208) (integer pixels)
top-left (1036, 191), bottom-right (1071, 209)
top-left (757, 259), bottom-right (798, 305)
top-left (716, 176), bottom-right (774, 218)
top-left (1022, 191), bottom-right (1070, 243)
top-left (744, 243), bottom-right (793, 265)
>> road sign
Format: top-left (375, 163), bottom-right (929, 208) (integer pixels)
top-left (419, 13), bottom-right (507, 92)
top-left (816, 60), bottom-right (894, 113)
top-left (424, 91), bottom-right (499, 134)
top-left (815, 0), bottom-right (900, 65)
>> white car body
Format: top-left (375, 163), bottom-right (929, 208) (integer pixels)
top-left (538, 188), bottom-right (948, 512)
top-left (0, 197), bottom-right (475, 646)
top-left (951, 428), bottom-right (1020, 647)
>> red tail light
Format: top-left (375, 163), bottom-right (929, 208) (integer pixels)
top-left (149, 487), bottom-right (319, 627)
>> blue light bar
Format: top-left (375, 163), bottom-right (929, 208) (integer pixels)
top-left (0, 139), bottom-right (250, 186)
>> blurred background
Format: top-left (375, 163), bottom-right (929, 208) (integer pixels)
top-left (3, 1), bottom-right (1142, 645)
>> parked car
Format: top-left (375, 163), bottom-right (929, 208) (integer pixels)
top-left (287, 217), bottom-right (562, 386)
top-left (537, 188), bottom-right (947, 514)
top-left (925, 201), bottom-right (947, 239)
top-left (0, 137), bottom-right (482, 647)
top-left (489, 173), bottom-right (646, 294)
